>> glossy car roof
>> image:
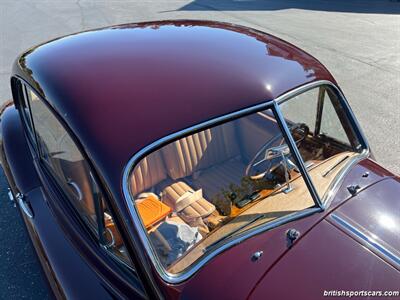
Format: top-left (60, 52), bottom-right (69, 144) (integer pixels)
top-left (13, 20), bottom-right (334, 194)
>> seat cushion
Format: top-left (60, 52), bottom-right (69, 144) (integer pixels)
top-left (162, 181), bottom-right (215, 219)
top-left (192, 158), bottom-right (246, 202)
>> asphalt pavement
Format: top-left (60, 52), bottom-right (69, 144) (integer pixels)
top-left (0, 0), bottom-right (399, 298)
top-left (0, 167), bottom-right (50, 299)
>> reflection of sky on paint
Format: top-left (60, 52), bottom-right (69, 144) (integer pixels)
top-left (24, 22), bottom-right (317, 102)
top-left (18, 21), bottom-right (325, 170)
top-left (377, 213), bottom-right (396, 231)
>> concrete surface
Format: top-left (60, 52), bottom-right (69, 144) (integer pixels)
top-left (0, 0), bottom-right (399, 298)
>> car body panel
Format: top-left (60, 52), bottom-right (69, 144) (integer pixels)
top-left (329, 158), bottom-right (395, 207)
top-left (331, 177), bottom-right (400, 268)
top-left (1, 105), bottom-right (40, 194)
top-left (162, 159), bottom-right (398, 299)
top-left (0, 105), bottom-right (145, 299)
top-left (249, 219), bottom-right (399, 300)
top-left (13, 20), bottom-right (335, 210)
top-left (24, 187), bottom-right (113, 300)
top-left (1, 20), bottom-right (398, 299)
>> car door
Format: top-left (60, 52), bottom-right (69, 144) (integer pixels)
top-left (9, 79), bottom-right (147, 299)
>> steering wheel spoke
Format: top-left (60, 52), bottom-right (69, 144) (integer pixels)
top-left (245, 122), bottom-right (309, 180)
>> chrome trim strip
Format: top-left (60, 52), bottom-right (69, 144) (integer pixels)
top-left (122, 79), bottom-right (369, 284)
top-left (276, 80), bottom-right (369, 151)
top-left (7, 188), bottom-right (14, 202)
top-left (330, 214), bottom-right (400, 266)
top-left (320, 150), bottom-right (368, 209)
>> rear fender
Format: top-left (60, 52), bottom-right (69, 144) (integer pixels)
top-left (0, 104), bottom-right (40, 194)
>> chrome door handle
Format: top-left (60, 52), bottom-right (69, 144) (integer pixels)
top-left (16, 193), bottom-right (34, 219)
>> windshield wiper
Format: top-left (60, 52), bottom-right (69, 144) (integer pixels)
top-left (322, 155), bottom-right (349, 177)
top-left (204, 214), bottom-right (266, 254)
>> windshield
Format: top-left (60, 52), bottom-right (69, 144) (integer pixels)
top-left (127, 84), bottom-right (364, 275)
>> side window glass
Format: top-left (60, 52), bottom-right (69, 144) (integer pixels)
top-left (320, 89), bottom-right (352, 144)
top-left (26, 87), bottom-right (99, 226)
top-left (24, 86), bottom-right (130, 265)
top-left (18, 84), bottom-right (35, 138)
top-left (101, 203), bottom-right (131, 264)
top-left (279, 87), bottom-right (319, 133)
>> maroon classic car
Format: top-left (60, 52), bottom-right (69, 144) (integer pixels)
top-left (0, 20), bottom-right (399, 299)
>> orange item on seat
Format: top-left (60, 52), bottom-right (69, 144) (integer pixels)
top-left (136, 195), bottom-right (172, 229)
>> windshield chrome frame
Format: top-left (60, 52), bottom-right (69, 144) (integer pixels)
top-left (122, 80), bottom-right (369, 284)
top-left (275, 80), bottom-right (370, 208)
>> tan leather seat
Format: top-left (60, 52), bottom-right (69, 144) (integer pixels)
top-left (162, 181), bottom-right (215, 220)
top-left (161, 123), bottom-right (240, 180)
top-left (131, 123), bottom-right (246, 226)
top-left (161, 123), bottom-right (245, 202)
top-left (130, 151), bottom-right (215, 232)
top-left (192, 158), bottom-right (245, 200)
top-left (130, 151), bottom-right (167, 196)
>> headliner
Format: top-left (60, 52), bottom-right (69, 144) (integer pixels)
top-left (13, 20), bottom-right (334, 195)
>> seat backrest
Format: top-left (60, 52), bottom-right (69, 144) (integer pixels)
top-left (130, 151), bottom-right (167, 196)
top-left (161, 123), bottom-right (239, 180)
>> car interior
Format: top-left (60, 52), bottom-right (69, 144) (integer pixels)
top-left (129, 88), bottom-right (362, 274)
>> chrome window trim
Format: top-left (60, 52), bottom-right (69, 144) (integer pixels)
top-left (330, 214), bottom-right (400, 267)
top-left (273, 101), bottom-right (322, 207)
top-left (276, 80), bottom-right (369, 151)
top-left (320, 149), bottom-right (368, 209)
top-left (275, 80), bottom-right (370, 208)
top-left (122, 79), bottom-right (370, 284)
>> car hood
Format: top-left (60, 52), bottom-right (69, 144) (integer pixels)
top-left (330, 176), bottom-right (400, 266)
top-left (249, 177), bottom-right (400, 300)
top-left (178, 159), bottom-right (398, 300)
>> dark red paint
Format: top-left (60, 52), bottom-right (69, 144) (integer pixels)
top-left (171, 159), bottom-right (400, 300)
top-left (13, 20), bottom-right (334, 198)
top-left (1, 20), bottom-right (398, 299)
top-left (250, 220), bottom-right (399, 300)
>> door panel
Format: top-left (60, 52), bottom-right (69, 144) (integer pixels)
top-left (1, 104), bottom-right (145, 299)
top-left (25, 187), bottom-right (116, 299)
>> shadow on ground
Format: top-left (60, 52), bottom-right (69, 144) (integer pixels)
top-left (0, 167), bottom-right (50, 299)
top-left (178, 0), bottom-right (400, 14)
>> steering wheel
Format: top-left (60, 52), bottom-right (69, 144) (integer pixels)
top-left (245, 123), bottom-right (309, 180)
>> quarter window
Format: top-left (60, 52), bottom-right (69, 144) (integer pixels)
top-left (22, 85), bottom-right (130, 265)
top-left (320, 88), bottom-right (351, 144)
top-left (17, 83), bottom-right (35, 142)
top-left (280, 87), bottom-right (319, 134)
